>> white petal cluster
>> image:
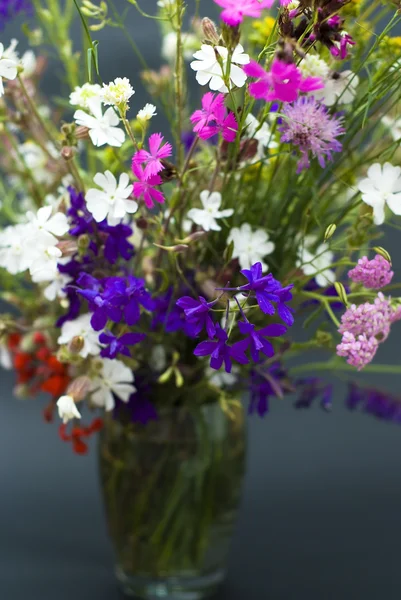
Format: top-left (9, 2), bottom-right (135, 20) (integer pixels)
top-left (299, 54), bottom-right (330, 80)
top-left (3, 39), bottom-right (36, 79)
top-left (57, 395), bottom-right (82, 424)
top-left (85, 170), bottom-right (138, 226)
top-left (190, 44), bottom-right (249, 94)
top-left (187, 191), bottom-right (234, 232)
top-left (358, 162), bottom-right (401, 226)
top-left (74, 101), bottom-right (125, 147)
top-left (316, 70), bottom-right (359, 107)
top-left (58, 314), bottom-right (102, 358)
top-left (69, 82), bottom-right (102, 113)
top-left (89, 358), bottom-right (136, 411)
top-left (227, 223), bottom-right (275, 271)
top-left (137, 103), bottom-right (157, 122)
top-left (0, 41), bottom-right (18, 96)
top-left (101, 77), bottom-right (135, 108)
top-left (297, 236), bottom-right (335, 287)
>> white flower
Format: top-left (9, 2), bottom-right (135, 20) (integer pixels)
top-left (29, 245), bottom-right (63, 283)
top-left (187, 190), bottom-right (234, 232)
top-left (90, 358), bottom-right (136, 411)
top-left (102, 77), bottom-right (135, 107)
top-left (207, 365), bottom-right (239, 388)
top-left (299, 54), bottom-right (330, 80)
top-left (151, 345), bottom-right (167, 372)
top-left (0, 343), bottom-right (12, 370)
top-left (137, 103), bottom-right (157, 122)
top-left (297, 238), bottom-right (335, 287)
top-left (316, 71), bottom-right (359, 106)
top-left (227, 223), bottom-right (275, 271)
top-left (162, 31), bottom-right (197, 62)
top-left (58, 313), bottom-right (102, 358)
top-left (26, 205), bottom-right (69, 244)
top-left (0, 42), bottom-right (18, 97)
top-left (74, 102), bottom-right (125, 148)
top-left (382, 115), bottom-right (401, 141)
top-left (358, 162), bottom-right (401, 226)
top-left (85, 170), bottom-right (138, 226)
top-left (57, 395), bottom-right (81, 424)
top-left (43, 271), bottom-right (72, 301)
top-left (3, 39), bottom-right (36, 78)
top-left (69, 82), bottom-right (102, 112)
top-left (0, 223), bottom-right (32, 274)
top-left (245, 114), bottom-right (278, 159)
top-left (190, 44), bottom-right (249, 94)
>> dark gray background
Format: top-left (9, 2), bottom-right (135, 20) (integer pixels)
top-left (1, 2), bottom-right (401, 598)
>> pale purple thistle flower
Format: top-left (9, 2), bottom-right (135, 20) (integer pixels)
top-left (348, 255), bottom-right (394, 290)
top-left (279, 96), bottom-right (344, 173)
top-left (336, 332), bottom-right (378, 371)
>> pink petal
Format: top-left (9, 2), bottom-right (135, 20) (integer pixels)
top-left (132, 161), bottom-right (145, 180)
top-left (148, 132), bottom-right (163, 156)
top-left (299, 76), bottom-right (324, 92)
top-left (156, 141), bottom-right (173, 160)
top-left (132, 149), bottom-right (149, 165)
top-left (249, 80), bottom-right (270, 99)
top-left (244, 60), bottom-right (267, 79)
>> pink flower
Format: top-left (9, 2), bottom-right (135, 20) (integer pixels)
top-left (190, 92), bottom-right (238, 142)
top-left (132, 133), bottom-right (172, 180)
top-left (336, 332), bottom-right (378, 371)
top-left (338, 293), bottom-right (395, 342)
top-left (348, 255), bottom-right (394, 290)
top-left (213, 0), bottom-right (274, 26)
top-left (132, 163), bottom-right (165, 209)
top-left (244, 58), bottom-right (324, 104)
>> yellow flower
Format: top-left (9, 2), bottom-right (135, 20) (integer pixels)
top-left (342, 0), bottom-right (363, 17)
top-left (250, 17), bottom-right (276, 46)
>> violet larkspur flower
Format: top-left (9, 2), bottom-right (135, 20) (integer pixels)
top-left (176, 295), bottom-right (217, 338)
top-left (132, 162), bottom-right (165, 209)
top-left (76, 274), bottom-right (123, 331)
top-left (0, 0), bottom-right (32, 27)
top-left (194, 324), bottom-right (249, 373)
top-left (239, 262), bottom-right (294, 326)
top-left (132, 133), bottom-right (172, 180)
top-left (190, 92), bottom-right (238, 142)
top-left (244, 58), bottom-right (323, 104)
top-left (280, 96), bottom-right (344, 173)
top-left (238, 320), bottom-right (286, 363)
top-left (99, 331), bottom-right (146, 359)
top-left (346, 383), bottom-right (401, 423)
top-left (348, 255), bottom-right (394, 290)
top-left (249, 362), bottom-right (287, 417)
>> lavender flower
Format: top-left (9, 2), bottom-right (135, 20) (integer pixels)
top-left (237, 320), bottom-right (286, 363)
top-left (99, 331), bottom-right (146, 359)
top-left (336, 331), bottom-right (378, 370)
top-left (348, 255), bottom-right (394, 290)
top-left (194, 324), bottom-right (249, 373)
top-left (249, 363), bottom-right (287, 417)
top-left (346, 383), bottom-right (401, 424)
top-left (279, 96), bottom-right (344, 173)
top-left (338, 292), bottom-right (395, 341)
top-left (176, 296), bottom-right (217, 338)
top-left (0, 0), bottom-right (31, 26)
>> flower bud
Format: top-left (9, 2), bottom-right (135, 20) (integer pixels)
top-left (334, 282), bottom-right (349, 307)
top-left (67, 376), bottom-right (92, 402)
top-left (61, 146), bottom-right (75, 160)
top-left (373, 246), bottom-right (392, 265)
top-left (75, 126), bottom-right (90, 139)
top-left (154, 243), bottom-right (189, 253)
top-left (324, 224), bottom-right (336, 242)
top-left (56, 240), bottom-right (78, 256)
top-left (202, 18), bottom-right (220, 44)
top-left (77, 234), bottom-right (90, 250)
top-left (68, 336), bottom-right (85, 355)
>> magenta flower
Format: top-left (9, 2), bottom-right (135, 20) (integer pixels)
top-left (132, 133), bottom-right (172, 180)
top-left (348, 255), bottom-right (394, 290)
top-left (244, 58), bottom-right (323, 104)
top-left (213, 0), bottom-right (274, 26)
top-left (132, 162), bottom-right (165, 209)
top-left (336, 332), bottom-right (378, 371)
top-left (190, 92), bottom-right (238, 142)
top-left (279, 96), bottom-right (344, 173)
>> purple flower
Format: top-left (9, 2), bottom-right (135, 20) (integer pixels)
top-left (176, 296), bottom-right (216, 338)
top-left (124, 276), bottom-right (155, 325)
top-left (294, 379), bottom-right (333, 411)
top-left (0, 0), bottom-right (32, 26)
top-left (238, 320), bottom-right (286, 363)
top-left (194, 324), bottom-right (249, 373)
top-left (99, 330), bottom-right (146, 359)
top-left (113, 375), bottom-right (158, 425)
top-left (75, 274), bottom-right (123, 331)
top-left (345, 383), bottom-right (401, 424)
top-left (279, 96), bottom-right (344, 173)
top-left (348, 255), bottom-right (394, 290)
top-left (102, 223), bottom-right (134, 264)
top-left (239, 262), bottom-right (294, 326)
top-left (249, 363), bottom-right (287, 417)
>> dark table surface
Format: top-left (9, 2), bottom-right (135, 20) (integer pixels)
top-left (2, 2), bottom-right (401, 598)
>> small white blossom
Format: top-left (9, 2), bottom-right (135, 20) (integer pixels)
top-left (3, 39), bottom-right (36, 78)
top-left (69, 83), bottom-right (102, 112)
top-left (245, 114), bottom-right (278, 160)
top-left (0, 223), bottom-right (33, 274)
top-left (29, 245), bottom-right (63, 283)
top-left (0, 42), bottom-right (18, 97)
top-left (85, 170), bottom-right (138, 226)
top-left (227, 223), bottom-right (275, 271)
top-left (299, 54), bottom-right (330, 80)
top-left (297, 237), bottom-right (335, 287)
top-left (207, 365), bottom-right (239, 388)
top-left (162, 31), bottom-right (197, 62)
top-left (57, 395), bottom-right (81, 424)
top-left (90, 358), bottom-right (136, 411)
top-left (74, 102), bottom-right (125, 148)
top-left (58, 313), bottom-right (102, 358)
top-left (190, 44), bottom-right (249, 94)
top-left (187, 191), bottom-right (234, 232)
top-left (151, 345), bottom-right (167, 372)
top-left (102, 77), bottom-right (135, 108)
top-left (316, 71), bottom-right (359, 106)
top-left (43, 271), bottom-right (72, 301)
top-left (26, 205), bottom-right (69, 245)
top-left (382, 115), bottom-right (401, 142)
top-left (0, 343), bottom-right (12, 370)
top-left (137, 103), bottom-right (157, 122)
top-left (358, 162), bottom-right (401, 226)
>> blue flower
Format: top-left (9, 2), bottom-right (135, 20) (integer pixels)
top-left (239, 262), bottom-right (294, 326)
top-left (249, 363), bottom-right (287, 417)
top-left (0, 0), bottom-right (32, 27)
top-left (103, 223), bottom-right (134, 264)
top-left (194, 324), bottom-right (249, 373)
top-left (176, 295), bottom-right (217, 338)
top-left (238, 320), bottom-right (286, 363)
top-left (99, 331), bottom-right (146, 359)
top-left (76, 274), bottom-right (123, 331)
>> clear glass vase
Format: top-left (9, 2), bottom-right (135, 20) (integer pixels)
top-left (98, 400), bottom-right (246, 599)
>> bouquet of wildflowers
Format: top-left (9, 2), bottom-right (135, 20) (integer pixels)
top-left (1, 0), bottom-right (401, 456)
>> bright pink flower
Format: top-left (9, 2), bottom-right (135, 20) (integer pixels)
top-left (132, 133), bottom-right (172, 180)
top-left (348, 255), bottom-right (394, 290)
top-left (190, 92), bottom-right (238, 142)
top-left (213, 0), bottom-right (274, 26)
top-left (132, 162), bottom-right (165, 209)
top-left (244, 58), bottom-right (324, 104)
